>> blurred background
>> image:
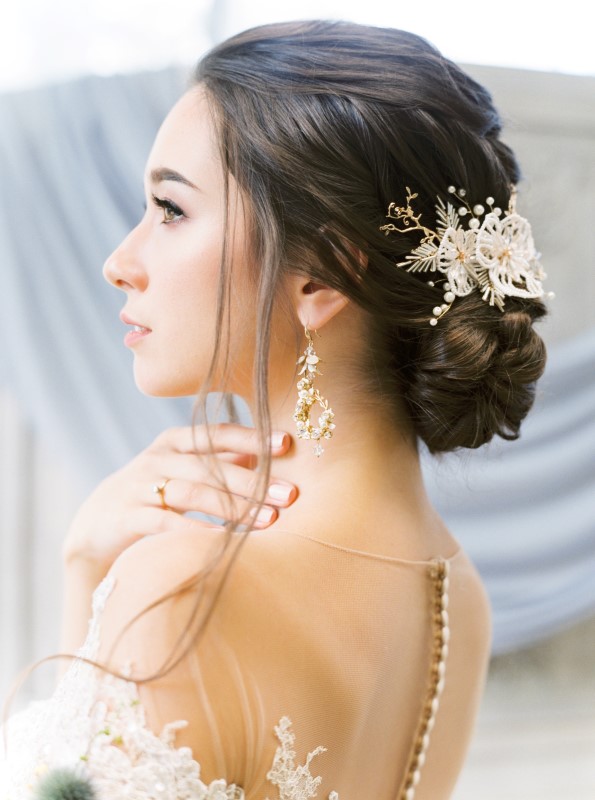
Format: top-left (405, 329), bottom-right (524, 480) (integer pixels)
top-left (0, 2), bottom-right (594, 797)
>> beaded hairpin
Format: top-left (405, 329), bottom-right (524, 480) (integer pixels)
top-left (380, 186), bottom-right (551, 325)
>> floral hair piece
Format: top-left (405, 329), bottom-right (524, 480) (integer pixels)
top-left (380, 186), bottom-right (549, 325)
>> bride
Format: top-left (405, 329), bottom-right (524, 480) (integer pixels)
top-left (1, 20), bottom-right (547, 800)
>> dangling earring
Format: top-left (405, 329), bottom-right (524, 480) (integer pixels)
top-left (293, 326), bottom-right (336, 457)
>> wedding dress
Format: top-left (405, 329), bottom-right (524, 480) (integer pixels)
top-left (0, 530), bottom-right (488, 800)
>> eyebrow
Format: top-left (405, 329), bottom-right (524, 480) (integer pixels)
top-left (149, 167), bottom-right (199, 190)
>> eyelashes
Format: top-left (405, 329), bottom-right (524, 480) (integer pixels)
top-left (150, 194), bottom-right (186, 224)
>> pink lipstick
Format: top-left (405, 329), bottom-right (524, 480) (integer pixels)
top-left (120, 312), bottom-right (152, 348)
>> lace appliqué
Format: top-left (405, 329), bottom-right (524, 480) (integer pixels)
top-left (265, 717), bottom-right (339, 800)
top-left (1, 576), bottom-right (338, 800)
top-left (78, 668), bottom-right (244, 800)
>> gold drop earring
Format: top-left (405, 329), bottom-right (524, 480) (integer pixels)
top-left (293, 326), bottom-right (336, 457)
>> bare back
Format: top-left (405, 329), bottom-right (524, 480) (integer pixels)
top-left (1, 522), bottom-right (490, 800)
top-left (160, 526), bottom-right (492, 799)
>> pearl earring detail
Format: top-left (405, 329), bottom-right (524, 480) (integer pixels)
top-left (292, 327), bottom-right (336, 457)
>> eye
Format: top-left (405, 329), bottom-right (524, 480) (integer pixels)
top-left (151, 194), bottom-right (185, 224)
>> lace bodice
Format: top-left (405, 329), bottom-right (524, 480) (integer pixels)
top-left (0, 529), bottom-right (469, 800)
top-left (0, 577), bottom-right (339, 800)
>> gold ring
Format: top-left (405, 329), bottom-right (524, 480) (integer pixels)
top-left (152, 478), bottom-right (171, 510)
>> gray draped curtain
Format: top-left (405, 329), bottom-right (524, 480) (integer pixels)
top-left (423, 327), bottom-right (595, 652)
top-left (0, 67), bottom-right (593, 658)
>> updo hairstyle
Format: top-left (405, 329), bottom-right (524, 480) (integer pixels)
top-left (195, 20), bottom-right (547, 454)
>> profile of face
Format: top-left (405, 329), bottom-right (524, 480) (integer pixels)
top-left (103, 88), bottom-right (258, 398)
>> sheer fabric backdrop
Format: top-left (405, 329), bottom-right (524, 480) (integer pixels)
top-left (0, 64), bottom-right (594, 701)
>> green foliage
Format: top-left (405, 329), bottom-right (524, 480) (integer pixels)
top-left (35, 769), bottom-right (96, 800)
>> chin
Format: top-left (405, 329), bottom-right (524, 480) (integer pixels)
top-left (133, 364), bottom-right (199, 398)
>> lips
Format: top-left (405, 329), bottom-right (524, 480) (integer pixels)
top-left (120, 311), bottom-right (152, 348)
top-left (120, 311), bottom-right (152, 332)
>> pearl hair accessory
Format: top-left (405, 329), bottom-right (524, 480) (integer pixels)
top-left (380, 186), bottom-right (552, 325)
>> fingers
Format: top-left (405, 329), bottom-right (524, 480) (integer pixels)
top-left (155, 455), bottom-right (295, 504)
top-left (64, 426), bottom-right (292, 574)
top-left (132, 503), bottom-right (276, 538)
top-left (151, 424), bottom-right (291, 457)
top-left (157, 478), bottom-right (252, 519)
top-left (126, 507), bottom-right (223, 537)
top-left (217, 452), bottom-right (258, 469)
top-left (153, 476), bottom-right (295, 527)
top-left (145, 425), bottom-right (295, 529)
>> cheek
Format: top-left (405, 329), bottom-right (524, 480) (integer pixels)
top-left (136, 231), bottom-right (223, 396)
top-left (159, 226), bottom-right (222, 323)
top-left (142, 214), bottom-right (255, 395)
top-left (166, 260), bottom-right (220, 355)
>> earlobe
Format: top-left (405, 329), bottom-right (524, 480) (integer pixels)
top-left (294, 279), bottom-right (350, 331)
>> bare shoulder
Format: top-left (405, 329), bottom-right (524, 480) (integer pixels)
top-left (414, 547), bottom-right (492, 799)
top-left (109, 528), bottom-right (226, 601)
top-left (449, 546), bottom-right (492, 639)
top-left (423, 523), bottom-right (492, 648)
top-left (92, 529), bottom-right (267, 784)
top-left (97, 529), bottom-right (233, 670)
top-left (444, 546), bottom-right (493, 719)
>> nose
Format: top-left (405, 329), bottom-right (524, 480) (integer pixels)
top-left (103, 225), bottom-right (148, 292)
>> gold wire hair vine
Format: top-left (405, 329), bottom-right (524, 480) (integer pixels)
top-left (380, 185), bottom-right (552, 325)
top-left (292, 326), bottom-right (336, 457)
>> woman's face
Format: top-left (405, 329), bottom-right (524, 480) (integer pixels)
top-left (103, 87), bottom-right (253, 397)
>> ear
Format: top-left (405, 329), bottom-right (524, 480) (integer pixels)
top-left (290, 276), bottom-right (350, 331)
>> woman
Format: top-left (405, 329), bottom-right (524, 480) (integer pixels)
top-left (1, 20), bottom-right (547, 800)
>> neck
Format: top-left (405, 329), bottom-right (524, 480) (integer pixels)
top-left (234, 306), bottom-right (446, 558)
top-left (244, 380), bottom-right (441, 558)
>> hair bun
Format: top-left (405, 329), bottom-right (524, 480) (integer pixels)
top-left (406, 295), bottom-right (547, 453)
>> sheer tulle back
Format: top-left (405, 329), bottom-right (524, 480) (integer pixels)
top-left (166, 529), bottom-right (490, 799)
top-left (1, 528), bottom-right (490, 800)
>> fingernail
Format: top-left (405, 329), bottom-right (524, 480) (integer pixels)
top-left (267, 483), bottom-right (293, 502)
top-left (271, 432), bottom-right (288, 450)
top-left (250, 506), bottom-right (276, 525)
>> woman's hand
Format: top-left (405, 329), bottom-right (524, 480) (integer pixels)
top-left (62, 424), bottom-right (295, 576)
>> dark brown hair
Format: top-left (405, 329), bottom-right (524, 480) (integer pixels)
top-left (195, 19), bottom-right (547, 460)
top-left (153, 19), bottom-right (549, 674)
top-left (5, 22), bottom-right (549, 715)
